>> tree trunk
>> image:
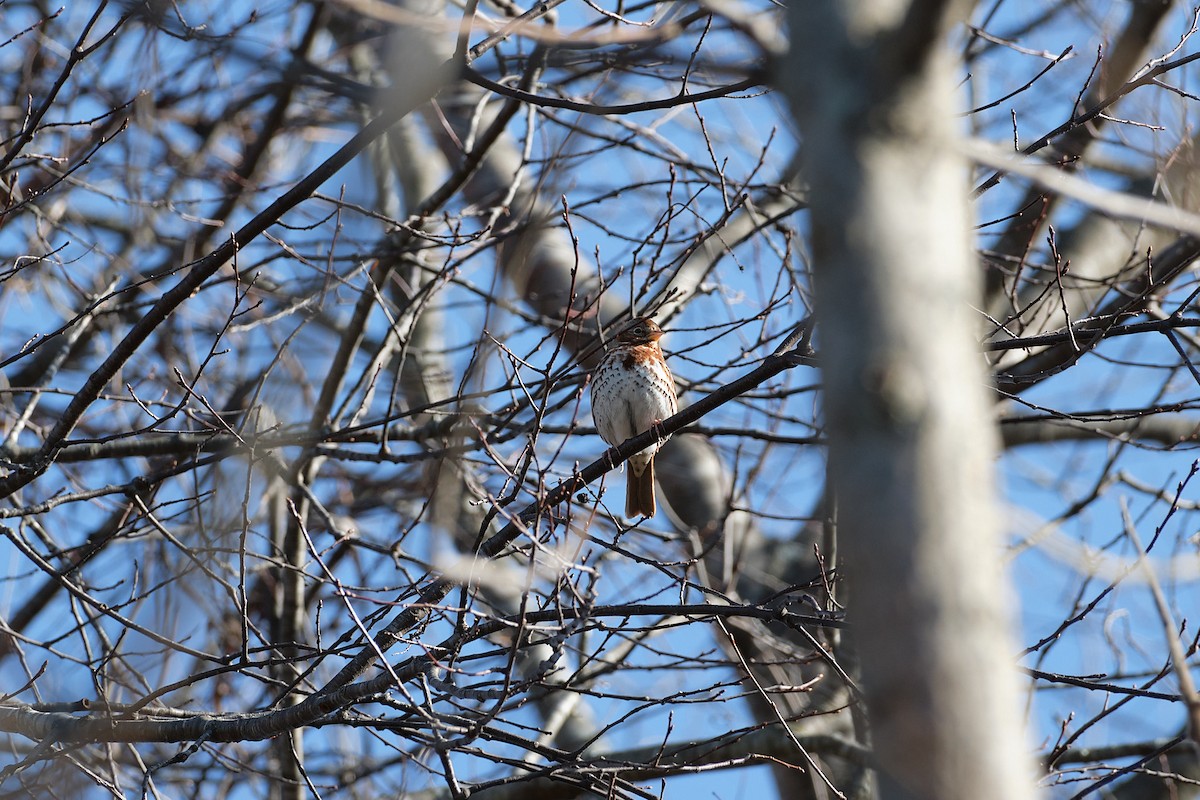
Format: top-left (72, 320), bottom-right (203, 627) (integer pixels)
top-left (782, 5), bottom-right (1035, 798)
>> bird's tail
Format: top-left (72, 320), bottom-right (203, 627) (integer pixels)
top-left (625, 458), bottom-right (656, 519)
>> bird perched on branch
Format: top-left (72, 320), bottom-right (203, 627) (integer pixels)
top-left (590, 317), bottom-right (679, 519)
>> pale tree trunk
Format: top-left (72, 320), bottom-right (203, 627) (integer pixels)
top-left (782, 4), bottom-right (1035, 799)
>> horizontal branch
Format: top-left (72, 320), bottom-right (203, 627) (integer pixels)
top-left (420, 729), bottom-right (869, 800)
top-left (1000, 413), bottom-right (1200, 448)
top-left (985, 314), bottom-right (1200, 352)
top-left (463, 67), bottom-right (763, 115)
top-left (1049, 734), bottom-right (1187, 767)
top-left (1025, 668), bottom-right (1182, 702)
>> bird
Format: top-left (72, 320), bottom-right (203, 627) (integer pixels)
top-left (590, 317), bottom-right (679, 519)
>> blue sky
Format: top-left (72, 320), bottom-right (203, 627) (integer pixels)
top-left (1, 1), bottom-right (1199, 797)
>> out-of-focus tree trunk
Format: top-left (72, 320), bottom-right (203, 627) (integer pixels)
top-left (782, 4), bottom-right (1035, 799)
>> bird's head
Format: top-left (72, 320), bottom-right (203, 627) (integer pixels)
top-left (615, 317), bottom-right (664, 345)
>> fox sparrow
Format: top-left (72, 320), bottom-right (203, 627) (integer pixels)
top-left (590, 317), bottom-right (679, 518)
